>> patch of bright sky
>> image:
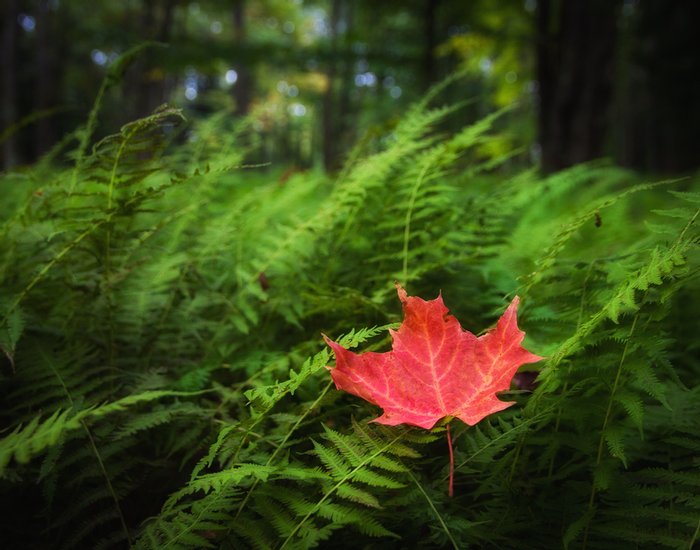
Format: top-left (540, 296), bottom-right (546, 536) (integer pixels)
top-left (90, 49), bottom-right (118, 67)
top-left (276, 80), bottom-right (300, 98)
top-left (185, 69), bottom-right (199, 101)
top-left (225, 69), bottom-right (238, 85)
top-left (355, 72), bottom-right (377, 87)
top-left (18, 14), bottom-right (36, 32)
top-left (306, 8), bottom-right (328, 37)
top-left (288, 103), bottom-right (306, 117)
top-left (91, 49), bottom-right (108, 66)
top-left (479, 58), bottom-right (494, 75)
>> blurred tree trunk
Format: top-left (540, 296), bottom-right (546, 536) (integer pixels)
top-left (132, 0), bottom-right (177, 120)
top-left (155, 0), bottom-right (177, 108)
top-left (35, 0), bottom-right (57, 157)
top-left (536, 0), bottom-right (621, 173)
top-left (617, 1), bottom-right (700, 172)
top-left (336, 2), bottom-right (354, 160)
top-left (322, 0), bottom-right (342, 171)
top-left (322, 0), bottom-right (355, 172)
top-left (422, 0), bottom-right (440, 90)
top-left (132, 0), bottom-right (156, 119)
top-left (232, 0), bottom-right (252, 115)
top-left (1, 0), bottom-right (19, 169)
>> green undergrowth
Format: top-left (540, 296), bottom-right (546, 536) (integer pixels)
top-left (1, 76), bottom-right (699, 549)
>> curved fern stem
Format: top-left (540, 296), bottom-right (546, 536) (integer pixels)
top-left (69, 75), bottom-right (109, 194)
top-left (2, 220), bottom-right (107, 331)
top-left (104, 126), bottom-right (134, 369)
top-left (160, 492), bottom-right (222, 550)
top-left (233, 381), bottom-right (333, 519)
top-left (676, 207), bottom-right (700, 242)
top-left (547, 261), bottom-right (597, 478)
top-left (69, 43), bottom-right (155, 193)
top-left (406, 468), bottom-right (459, 550)
top-left (278, 428), bottom-right (409, 549)
top-left (447, 407), bottom-right (553, 480)
top-left (689, 514), bottom-right (700, 550)
top-left (582, 312), bottom-right (640, 549)
top-left (41, 348), bottom-right (132, 547)
top-left (82, 421), bottom-right (133, 547)
top-left (402, 162), bottom-right (430, 283)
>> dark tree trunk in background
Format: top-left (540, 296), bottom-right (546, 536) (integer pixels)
top-left (155, 0), bottom-right (177, 106)
top-left (322, 0), bottom-right (342, 172)
top-left (131, 0), bottom-right (177, 120)
top-left (536, 0), bottom-right (621, 173)
top-left (133, 0), bottom-right (156, 119)
top-left (336, 2), bottom-right (354, 160)
top-left (1, 0), bottom-right (19, 169)
top-left (322, 0), bottom-right (356, 171)
top-left (35, 0), bottom-right (57, 157)
top-left (617, 1), bottom-right (700, 173)
top-left (232, 0), bottom-right (252, 115)
top-left (422, 0), bottom-right (440, 90)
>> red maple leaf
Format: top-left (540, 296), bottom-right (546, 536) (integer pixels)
top-left (324, 284), bottom-right (542, 431)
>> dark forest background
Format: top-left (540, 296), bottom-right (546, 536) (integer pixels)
top-left (2, 0), bottom-right (699, 176)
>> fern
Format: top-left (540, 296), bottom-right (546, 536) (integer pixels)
top-left (1, 68), bottom-right (700, 548)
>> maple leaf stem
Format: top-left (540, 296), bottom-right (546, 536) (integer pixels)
top-left (446, 422), bottom-right (454, 497)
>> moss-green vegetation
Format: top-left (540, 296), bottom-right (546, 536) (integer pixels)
top-left (1, 83), bottom-right (699, 549)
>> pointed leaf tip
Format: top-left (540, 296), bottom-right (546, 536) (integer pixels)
top-left (395, 282), bottom-right (408, 302)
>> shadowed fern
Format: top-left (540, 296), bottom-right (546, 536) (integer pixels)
top-left (1, 70), bottom-right (699, 548)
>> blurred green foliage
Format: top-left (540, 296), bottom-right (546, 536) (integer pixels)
top-left (1, 66), bottom-right (699, 548)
